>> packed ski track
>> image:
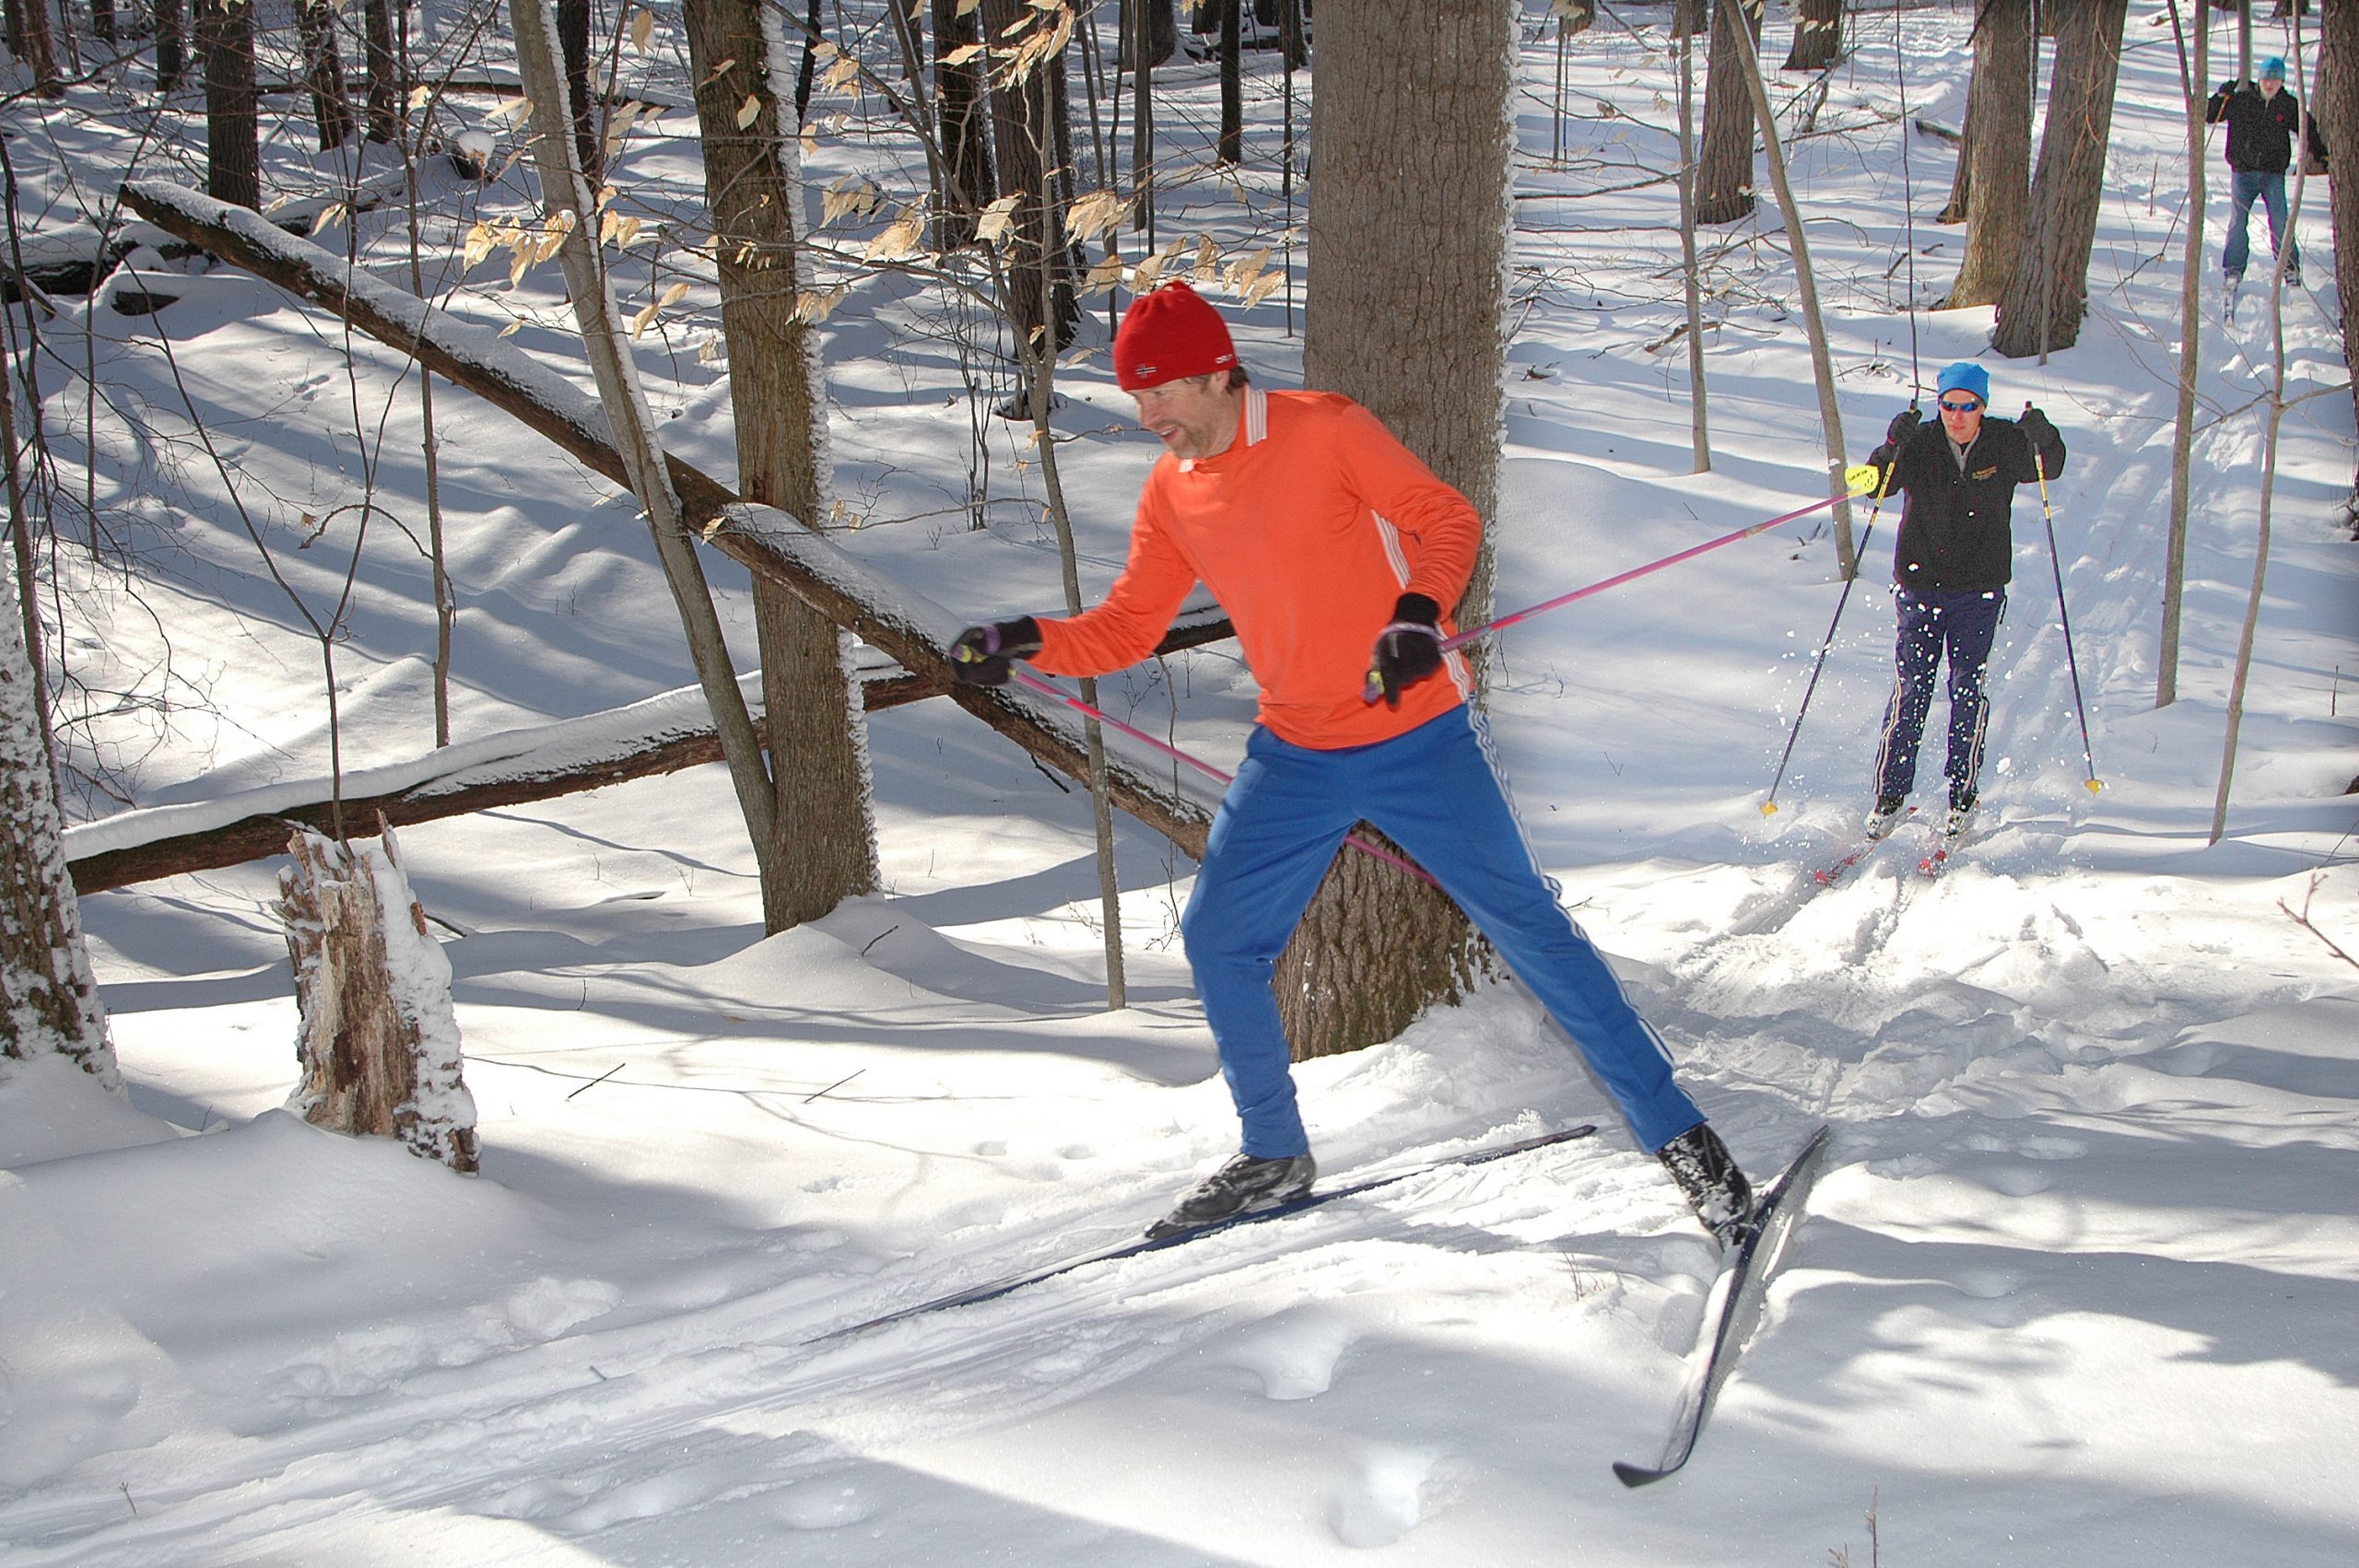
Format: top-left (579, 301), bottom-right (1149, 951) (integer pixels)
top-left (7, 4), bottom-right (2359, 1565)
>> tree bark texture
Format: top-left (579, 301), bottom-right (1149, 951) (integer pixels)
top-left (1783, 0), bottom-right (1843, 71)
top-left (155, 0), bottom-right (188, 92)
top-left (1992, 0), bottom-right (2129, 357)
top-left (6, 0), bottom-right (64, 97)
top-left (2318, 0), bottom-right (2359, 442)
top-left (1294, 0), bottom-right (1512, 1061)
top-left (280, 825), bottom-right (479, 1173)
top-left (299, 0), bottom-right (358, 151)
top-left (685, 0), bottom-right (882, 931)
top-left (1939, 98), bottom-right (1974, 224)
top-left (980, 0), bottom-right (1079, 352)
top-left (1945, 0), bottom-right (2036, 308)
top-left (198, 0), bottom-right (260, 211)
top-left (1218, 0), bottom-right (1243, 164)
top-left (1697, 0), bottom-right (1763, 224)
top-left (1120, 0), bottom-right (1177, 69)
top-left (932, 0), bottom-right (994, 249)
top-left (560, 0), bottom-right (603, 186)
top-left (1, 568), bottom-right (114, 1082)
top-left (364, 0), bottom-right (402, 143)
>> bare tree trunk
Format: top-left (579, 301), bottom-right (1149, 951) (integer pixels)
top-left (1945, 0), bottom-right (2036, 309)
top-left (299, 0), bottom-right (358, 151)
top-left (155, 0), bottom-right (188, 92)
top-left (1294, 0), bottom-right (1511, 1060)
top-left (683, 0), bottom-right (881, 932)
top-left (2318, 0), bottom-right (2359, 448)
top-left (981, 0), bottom-right (1078, 352)
top-left (2161, 0), bottom-right (2211, 707)
top-left (197, 0), bottom-right (259, 210)
top-left (933, 0), bottom-right (993, 249)
top-left (6, 0), bottom-right (64, 97)
top-left (560, 0), bottom-right (603, 187)
top-left (1697, 0), bottom-right (1762, 224)
top-left (1725, 0), bottom-right (1857, 576)
top-left (280, 825), bottom-right (479, 1173)
top-left (1217, 0), bottom-right (1243, 165)
top-left (1992, 0), bottom-right (2129, 357)
top-left (1, 566), bottom-right (115, 1085)
top-left (1784, 0), bottom-right (1843, 71)
top-left (1120, 0), bottom-right (1176, 69)
top-left (1676, 0), bottom-right (1712, 471)
top-left (365, 0), bottom-right (402, 144)
top-left (508, 0), bottom-right (787, 899)
top-left (1939, 97), bottom-right (1974, 224)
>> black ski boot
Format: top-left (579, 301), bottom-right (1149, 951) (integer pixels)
top-left (1145, 1153), bottom-right (1316, 1239)
top-left (1656, 1124), bottom-right (1755, 1250)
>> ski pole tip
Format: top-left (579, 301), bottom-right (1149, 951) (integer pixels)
top-left (2085, 778), bottom-right (2105, 794)
top-left (1760, 800), bottom-right (1779, 816)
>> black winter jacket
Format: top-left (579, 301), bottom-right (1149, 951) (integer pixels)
top-left (1866, 415), bottom-right (2068, 595)
top-left (2205, 81), bottom-right (2327, 174)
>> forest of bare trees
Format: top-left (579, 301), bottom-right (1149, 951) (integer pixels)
top-left (6, 0), bottom-right (2355, 1081)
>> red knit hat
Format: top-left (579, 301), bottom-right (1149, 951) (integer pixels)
top-left (1113, 281), bottom-right (1238, 391)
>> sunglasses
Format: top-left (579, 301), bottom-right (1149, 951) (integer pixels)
top-left (1938, 399), bottom-right (1983, 414)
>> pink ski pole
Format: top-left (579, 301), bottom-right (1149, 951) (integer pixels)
top-left (1363, 486), bottom-right (1864, 704)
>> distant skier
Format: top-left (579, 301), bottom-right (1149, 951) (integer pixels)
top-left (1859, 362), bottom-right (2067, 842)
top-left (2207, 55), bottom-right (2328, 295)
top-left (948, 281), bottom-right (1755, 1248)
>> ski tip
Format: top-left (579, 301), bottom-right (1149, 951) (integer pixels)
top-left (1613, 1459), bottom-right (1674, 1489)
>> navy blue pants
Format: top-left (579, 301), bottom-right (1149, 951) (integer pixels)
top-left (1874, 587), bottom-right (2005, 805)
top-left (1178, 706), bottom-right (1705, 1160)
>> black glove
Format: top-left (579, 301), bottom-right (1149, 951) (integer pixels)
top-left (1368, 593), bottom-right (1445, 710)
top-left (2018, 405), bottom-right (2057, 447)
top-left (1867, 442), bottom-right (1895, 472)
top-left (1884, 406), bottom-right (1922, 446)
top-left (948, 616), bottom-right (1042, 687)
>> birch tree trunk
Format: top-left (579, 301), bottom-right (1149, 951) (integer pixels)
top-left (506, 0), bottom-right (786, 900)
top-left (683, 0), bottom-right (881, 930)
top-left (1, 569), bottom-right (115, 1085)
top-left (1944, 0), bottom-right (2036, 309)
top-left (1992, 0), bottom-right (2130, 357)
top-left (1292, 0), bottom-right (1511, 1060)
top-left (1677, 0), bottom-right (1713, 471)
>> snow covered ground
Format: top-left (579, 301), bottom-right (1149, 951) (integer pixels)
top-left (6, 3), bottom-right (2358, 1563)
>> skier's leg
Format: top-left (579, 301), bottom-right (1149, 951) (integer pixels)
top-left (1360, 708), bottom-right (1705, 1153)
top-left (1940, 590), bottom-right (2005, 804)
top-left (2224, 169), bottom-right (2260, 277)
top-left (1180, 728), bottom-right (1359, 1158)
top-left (1873, 590), bottom-right (1942, 803)
top-left (2259, 170), bottom-right (2297, 272)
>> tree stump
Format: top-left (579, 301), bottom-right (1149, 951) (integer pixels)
top-left (279, 823), bottom-right (479, 1173)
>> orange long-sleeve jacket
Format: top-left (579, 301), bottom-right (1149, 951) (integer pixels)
top-left (1033, 387), bottom-right (1481, 750)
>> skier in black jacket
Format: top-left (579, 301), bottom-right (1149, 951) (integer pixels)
top-left (1859, 361), bottom-right (2068, 840)
top-left (2206, 56), bottom-right (2328, 291)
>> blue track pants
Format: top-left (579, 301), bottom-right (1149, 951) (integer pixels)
top-left (1177, 706), bottom-right (1705, 1159)
top-left (1873, 587), bottom-right (2005, 806)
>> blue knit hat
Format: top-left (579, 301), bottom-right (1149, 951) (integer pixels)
top-left (1936, 361), bottom-right (1989, 407)
top-left (2261, 55), bottom-right (2286, 80)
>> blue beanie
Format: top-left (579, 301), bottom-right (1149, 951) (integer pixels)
top-left (2261, 55), bottom-right (2286, 79)
top-left (1936, 361), bottom-right (1989, 406)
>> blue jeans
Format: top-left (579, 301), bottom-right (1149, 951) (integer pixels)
top-left (2224, 167), bottom-right (2297, 278)
top-left (1874, 588), bottom-right (2005, 806)
top-left (1178, 707), bottom-right (1705, 1159)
